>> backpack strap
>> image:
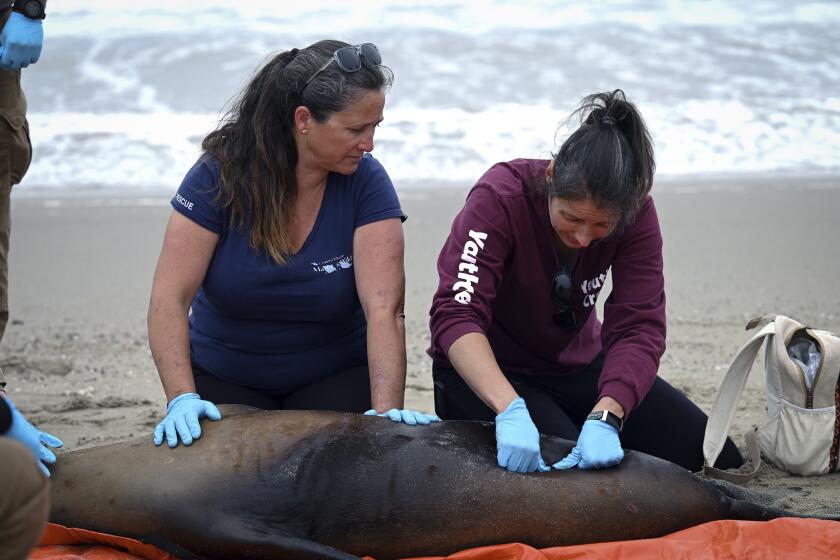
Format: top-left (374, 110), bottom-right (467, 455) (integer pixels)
top-left (744, 313), bottom-right (777, 331)
top-left (701, 319), bottom-right (776, 484)
top-left (704, 428), bottom-right (763, 484)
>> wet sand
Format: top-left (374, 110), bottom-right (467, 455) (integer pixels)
top-left (3, 176), bottom-right (840, 516)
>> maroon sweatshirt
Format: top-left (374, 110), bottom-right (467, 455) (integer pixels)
top-left (428, 159), bottom-right (666, 414)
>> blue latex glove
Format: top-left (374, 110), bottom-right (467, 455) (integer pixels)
top-left (553, 419), bottom-right (624, 470)
top-left (495, 397), bottom-right (550, 473)
top-left (153, 392), bottom-right (222, 448)
top-left (364, 408), bottom-right (440, 426)
top-left (4, 396), bottom-right (63, 477)
top-left (0, 12), bottom-right (44, 70)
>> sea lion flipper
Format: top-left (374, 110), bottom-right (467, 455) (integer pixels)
top-left (261, 536), bottom-right (362, 560)
top-left (202, 522), bottom-right (361, 559)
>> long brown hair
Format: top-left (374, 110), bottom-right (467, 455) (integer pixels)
top-left (202, 40), bottom-right (393, 263)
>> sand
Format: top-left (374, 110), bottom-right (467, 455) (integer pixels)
top-left (3, 176), bottom-right (840, 517)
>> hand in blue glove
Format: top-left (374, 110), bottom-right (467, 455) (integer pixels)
top-left (553, 419), bottom-right (623, 470)
top-left (364, 408), bottom-right (440, 426)
top-left (153, 392), bottom-right (222, 448)
top-left (495, 397), bottom-right (550, 473)
top-left (4, 396), bottom-right (63, 477)
top-left (0, 12), bottom-right (44, 70)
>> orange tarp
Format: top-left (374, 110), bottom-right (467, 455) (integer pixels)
top-left (32, 524), bottom-right (176, 560)
top-left (404, 518), bottom-right (840, 559)
top-left (33, 518), bottom-right (840, 560)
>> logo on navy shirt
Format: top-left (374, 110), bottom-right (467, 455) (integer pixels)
top-left (312, 255), bottom-right (353, 274)
top-left (175, 193), bottom-right (195, 211)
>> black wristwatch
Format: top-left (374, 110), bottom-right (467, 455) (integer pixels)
top-left (586, 409), bottom-right (623, 432)
top-left (13, 0), bottom-right (46, 20)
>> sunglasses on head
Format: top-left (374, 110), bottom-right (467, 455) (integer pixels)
top-left (551, 264), bottom-right (577, 330)
top-left (303, 43), bottom-right (382, 89)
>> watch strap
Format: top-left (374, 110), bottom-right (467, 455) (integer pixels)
top-left (586, 409), bottom-right (623, 432)
top-left (0, 396), bottom-right (12, 434)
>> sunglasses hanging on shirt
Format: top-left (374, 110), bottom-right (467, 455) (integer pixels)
top-left (551, 264), bottom-right (577, 330)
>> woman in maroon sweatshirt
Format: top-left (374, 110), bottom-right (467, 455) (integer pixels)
top-left (429, 90), bottom-right (743, 474)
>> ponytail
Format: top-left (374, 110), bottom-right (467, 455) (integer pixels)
top-left (547, 89), bottom-right (655, 231)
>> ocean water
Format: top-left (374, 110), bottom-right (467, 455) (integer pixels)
top-left (17, 0), bottom-right (840, 194)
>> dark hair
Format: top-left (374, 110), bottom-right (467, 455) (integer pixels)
top-left (547, 89), bottom-right (655, 231)
top-left (202, 39), bottom-right (394, 264)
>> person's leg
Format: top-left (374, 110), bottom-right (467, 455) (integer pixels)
top-left (509, 381), bottom-right (580, 440)
top-left (528, 354), bottom-right (744, 471)
top-left (281, 364), bottom-right (371, 412)
top-left (512, 354), bottom-right (607, 439)
top-left (433, 363), bottom-right (579, 436)
top-left (0, 438), bottom-right (49, 560)
top-left (620, 377), bottom-right (744, 471)
top-left (192, 362), bottom-right (284, 410)
top-left (432, 364), bottom-right (495, 422)
top-left (0, 68), bottom-right (32, 346)
top-left (0, 169), bottom-right (10, 345)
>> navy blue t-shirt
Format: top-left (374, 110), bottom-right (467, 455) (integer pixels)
top-left (171, 154), bottom-right (406, 393)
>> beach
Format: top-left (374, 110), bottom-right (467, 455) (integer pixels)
top-left (4, 176), bottom-right (840, 517)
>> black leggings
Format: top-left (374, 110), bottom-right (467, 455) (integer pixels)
top-left (433, 355), bottom-right (744, 472)
top-left (193, 362), bottom-right (372, 413)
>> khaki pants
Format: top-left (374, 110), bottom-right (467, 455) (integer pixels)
top-left (0, 438), bottom-right (49, 560)
top-left (0, 67), bottom-right (32, 388)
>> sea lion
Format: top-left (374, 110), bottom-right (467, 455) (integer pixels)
top-left (48, 408), bottom-right (822, 559)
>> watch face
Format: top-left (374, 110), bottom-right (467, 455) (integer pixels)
top-left (23, 1), bottom-right (43, 18)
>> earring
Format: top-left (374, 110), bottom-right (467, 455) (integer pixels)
top-left (302, 129), bottom-right (308, 135)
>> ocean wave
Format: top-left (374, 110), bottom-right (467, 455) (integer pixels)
top-left (47, 1), bottom-right (840, 38)
top-left (20, 99), bottom-right (840, 192)
top-left (15, 0), bottom-right (840, 192)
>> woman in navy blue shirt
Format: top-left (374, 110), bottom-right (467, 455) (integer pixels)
top-left (148, 40), bottom-right (437, 448)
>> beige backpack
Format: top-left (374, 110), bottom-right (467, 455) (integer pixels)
top-left (703, 314), bottom-right (840, 483)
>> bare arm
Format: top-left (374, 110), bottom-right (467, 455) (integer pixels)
top-left (353, 218), bottom-right (406, 412)
top-left (447, 332), bottom-right (518, 414)
top-left (148, 211), bottom-right (219, 402)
